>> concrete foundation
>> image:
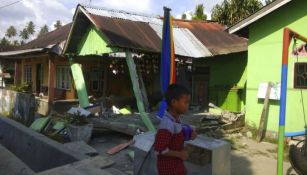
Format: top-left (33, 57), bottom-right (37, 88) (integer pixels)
top-left (0, 116), bottom-right (88, 172)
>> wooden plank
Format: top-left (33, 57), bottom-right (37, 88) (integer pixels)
top-left (256, 82), bottom-right (272, 142)
top-left (125, 52), bottom-right (155, 131)
top-left (14, 60), bottom-right (22, 86)
top-left (106, 140), bottom-right (133, 155)
top-left (48, 57), bottom-right (55, 104)
top-left (138, 72), bottom-right (150, 112)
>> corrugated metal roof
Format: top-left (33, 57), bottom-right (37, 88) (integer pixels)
top-left (89, 14), bottom-right (161, 53)
top-left (17, 23), bottom-right (72, 51)
top-left (149, 23), bottom-right (212, 58)
top-left (81, 5), bottom-right (247, 57)
top-left (174, 20), bottom-right (247, 55)
top-left (83, 6), bottom-right (162, 25)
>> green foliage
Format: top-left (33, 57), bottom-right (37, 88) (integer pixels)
top-left (19, 28), bottom-right (29, 40)
top-left (26, 21), bottom-right (35, 35)
top-left (212, 0), bottom-right (263, 26)
top-left (38, 25), bottom-right (49, 38)
top-left (5, 26), bottom-right (17, 38)
top-left (193, 4), bottom-right (207, 21)
top-left (182, 13), bottom-right (187, 20)
top-left (1, 37), bottom-right (10, 46)
top-left (54, 20), bottom-right (62, 29)
top-left (9, 82), bottom-right (31, 93)
top-left (63, 111), bottom-right (90, 126)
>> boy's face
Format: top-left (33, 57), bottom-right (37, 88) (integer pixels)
top-left (171, 94), bottom-right (190, 114)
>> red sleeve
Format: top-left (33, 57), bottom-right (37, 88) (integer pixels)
top-left (154, 129), bottom-right (172, 154)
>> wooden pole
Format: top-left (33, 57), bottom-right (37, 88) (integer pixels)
top-left (256, 82), bottom-right (272, 142)
top-left (48, 56), bottom-right (55, 105)
top-left (125, 51), bottom-right (155, 131)
top-left (14, 60), bottom-right (22, 86)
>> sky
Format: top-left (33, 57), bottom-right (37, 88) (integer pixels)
top-left (0, 0), bottom-right (224, 40)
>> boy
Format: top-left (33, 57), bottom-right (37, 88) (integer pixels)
top-left (154, 84), bottom-right (197, 175)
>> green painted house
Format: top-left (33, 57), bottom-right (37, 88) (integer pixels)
top-left (229, 0), bottom-right (307, 136)
top-left (63, 5), bottom-right (247, 112)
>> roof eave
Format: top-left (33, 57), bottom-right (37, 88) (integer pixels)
top-left (228, 0), bottom-right (292, 35)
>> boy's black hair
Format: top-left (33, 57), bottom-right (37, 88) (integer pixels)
top-left (165, 84), bottom-right (190, 106)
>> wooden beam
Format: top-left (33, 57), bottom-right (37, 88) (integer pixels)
top-left (68, 56), bottom-right (90, 108)
top-left (14, 60), bottom-right (22, 86)
top-left (125, 51), bottom-right (155, 131)
top-left (48, 56), bottom-right (55, 104)
top-left (256, 82), bottom-right (272, 142)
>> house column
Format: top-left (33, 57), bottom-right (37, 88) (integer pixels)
top-left (125, 51), bottom-right (155, 131)
top-left (68, 55), bottom-right (89, 108)
top-left (48, 56), bottom-right (55, 104)
top-left (14, 60), bottom-right (22, 86)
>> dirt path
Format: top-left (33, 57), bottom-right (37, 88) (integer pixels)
top-left (230, 137), bottom-right (298, 175)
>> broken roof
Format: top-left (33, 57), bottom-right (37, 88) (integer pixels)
top-left (0, 23), bottom-right (72, 58)
top-left (64, 5), bottom-right (247, 58)
top-left (228, 0), bottom-right (292, 36)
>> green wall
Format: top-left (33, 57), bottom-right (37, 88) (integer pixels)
top-left (247, 0), bottom-right (307, 133)
top-left (194, 52), bottom-right (247, 112)
top-left (77, 25), bottom-right (116, 56)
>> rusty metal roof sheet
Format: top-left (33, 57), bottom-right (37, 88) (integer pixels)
top-left (17, 23), bottom-right (72, 50)
top-left (84, 6), bottom-right (162, 25)
top-left (174, 20), bottom-right (247, 55)
top-left (89, 13), bottom-right (161, 53)
top-left (82, 5), bottom-right (247, 57)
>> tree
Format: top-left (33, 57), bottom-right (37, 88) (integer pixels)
top-left (1, 37), bottom-right (10, 46)
top-left (26, 21), bottom-right (35, 35)
top-left (212, 0), bottom-right (263, 26)
top-left (182, 14), bottom-right (187, 20)
top-left (5, 26), bottom-right (17, 38)
top-left (19, 28), bottom-right (29, 40)
top-left (38, 25), bottom-right (49, 37)
top-left (12, 40), bottom-right (20, 46)
top-left (192, 4), bottom-right (207, 21)
top-left (54, 20), bottom-right (62, 29)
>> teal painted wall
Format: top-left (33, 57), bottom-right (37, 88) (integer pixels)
top-left (194, 52), bottom-right (247, 111)
top-left (77, 25), bottom-right (116, 56)
top-left (247, 0), bottom-right (307, 133)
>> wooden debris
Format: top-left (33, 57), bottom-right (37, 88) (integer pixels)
top-left (107, 140), bottom-right (134, 155)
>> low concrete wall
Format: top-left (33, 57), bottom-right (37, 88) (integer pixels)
top-left (0, 116), bottom-right (88, 172)
top-left (0, 89), bottom-right (36, 126)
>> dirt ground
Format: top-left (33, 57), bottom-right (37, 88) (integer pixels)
top-left (228, 136), bottom-right (298, 175)
top-left (89, 131), bottom-right (298, 175)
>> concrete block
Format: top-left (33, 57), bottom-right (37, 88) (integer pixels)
top-left (0, 144), bottom-right (34, 175)
top-left (133, 132), bottom-right (231, 175)
top-left (0, 116), bottom-right (88, 172)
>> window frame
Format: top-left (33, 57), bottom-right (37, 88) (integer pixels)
top-left (56, 66), bottom-right (71, 90)
top-left (23, 65), bottom-right (32, 83)
top-left (294, 62), bottom-right (307, 89)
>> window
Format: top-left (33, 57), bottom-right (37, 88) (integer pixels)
top-left (294, 63), bottom-right (307, 89)
top-left (90, 68), bottom-right (103, 92)
top-left (24, 65), bottom-right (32, 83)
top-left (56, 66), bottom-right (71, 90)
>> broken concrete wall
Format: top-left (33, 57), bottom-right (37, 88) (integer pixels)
top-left (0, 89), bottom-right (36, 126)
top-left (0, 116), bottom-right (88, 172)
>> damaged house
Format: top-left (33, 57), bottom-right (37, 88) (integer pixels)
top-left (0, 4), bottom-right (247, 115)
top-left (63, 4), bottom-right (247, 113)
